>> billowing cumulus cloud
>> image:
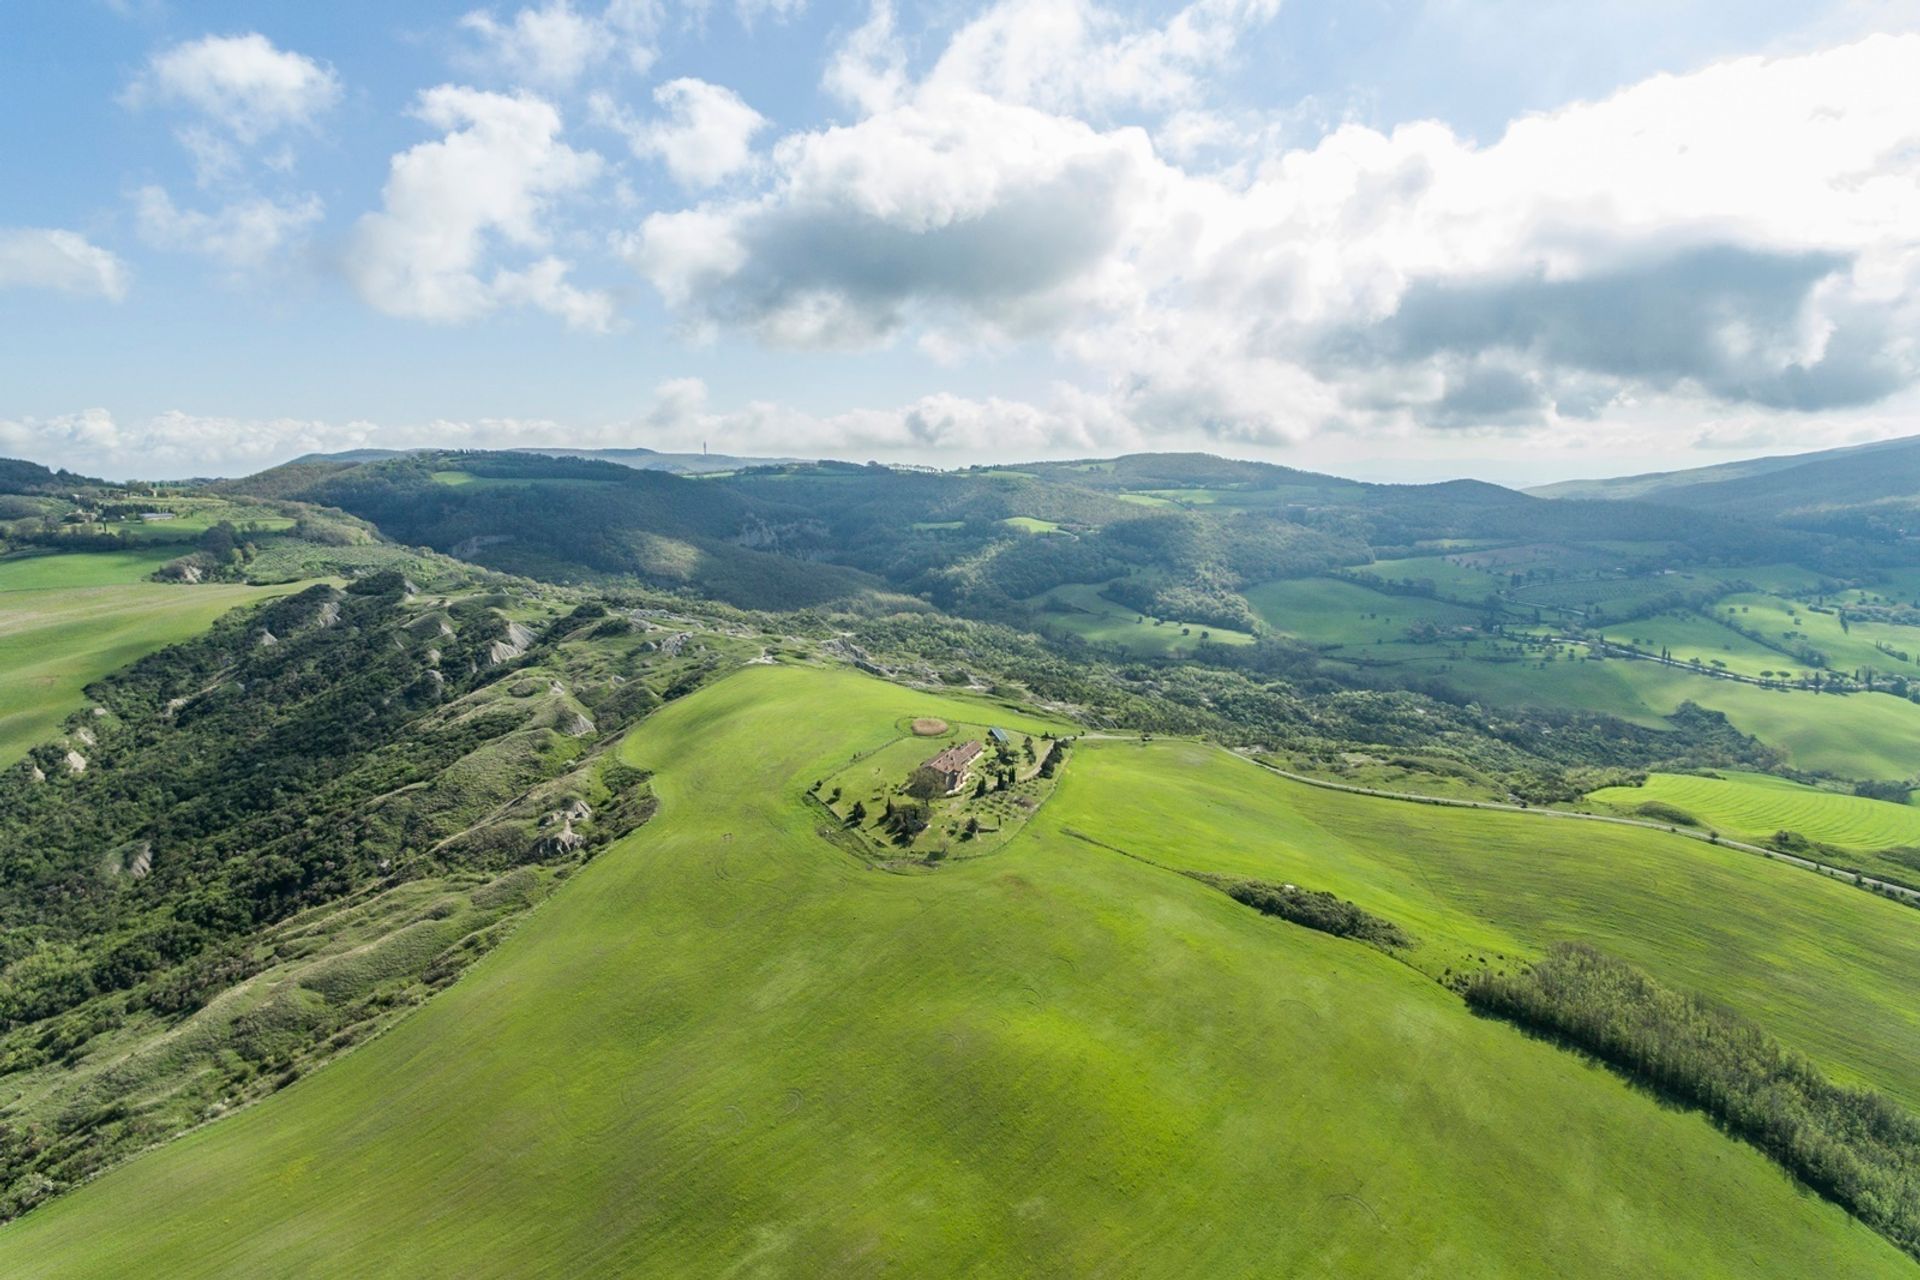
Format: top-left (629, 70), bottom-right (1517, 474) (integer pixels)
top-left (0, 229), bottom-right (131, 301)
top-left (623, 91), bottom-right (1158, 345)
top-left (127, 32), bottom-right (340, 140)
top-left (626, 17), bottom-right (1920, 446)
top-left (346, 86), bottom-right (612, 329)
top-left (126, 33), bottom-right (340, 181)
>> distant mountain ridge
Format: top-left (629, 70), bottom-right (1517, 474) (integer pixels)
top-left (1527, 433), bottom-right (1920, 540)
top-left (1529, 434), bottom-right (1920, 501)
top-left (290, 445), bottom-right (807, 476)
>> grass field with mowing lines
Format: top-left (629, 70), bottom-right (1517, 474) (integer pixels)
top-left (0, 552), bottom-right (298, 762)
top-left (1591, 771), bottom-right (1920, 850)
top-left (1, 664), bottom-right (1908, 1276)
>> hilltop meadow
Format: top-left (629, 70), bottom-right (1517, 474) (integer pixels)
top-left (2, 441), bottom-right (1919, 1272)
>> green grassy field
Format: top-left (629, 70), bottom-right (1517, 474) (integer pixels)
top-left (1351, 553), bottom-right (1509, 600)
top-left (1245, 576), bottom-right (1486, 654)
top-left (0, 548), bottom-right (177, 588)
top-left (0, 552), bottom-right (297, 762)
top-left (998, 516), bottom-right (1062, 533)
top-left (0, 664), bottom-right (1911, 1276)
top-left (1618, 663), bottom-right (1920, 778)
top-left (1591, 771), bottom-right (1920, 850)
top-left (1602, 611), bottom-right (1804, 680)
top-left (1029, 581), bottom-right (1255, 653)
top-left (1719, 592), bottom-right (1920, 677)
top-left (1392, 640), bottom-right (1920, 779)
top-left (1060, 739), bottom-right (1920, 1110)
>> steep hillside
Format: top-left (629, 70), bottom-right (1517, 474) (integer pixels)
top-left (0, 665), bottom-right (1910, 1276)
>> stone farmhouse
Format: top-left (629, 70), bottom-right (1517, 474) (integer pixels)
top-left (922, 740), bottom-right (984, 794)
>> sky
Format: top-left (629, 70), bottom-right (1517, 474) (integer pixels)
top-left (2, 0), bottom-right (1919, 484)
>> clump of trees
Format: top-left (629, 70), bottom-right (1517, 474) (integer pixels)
top-left (1466, 943), bottom-right (1920, 1258)
top-left (1188, 874), bottom-right (1409, 949)
top-left (881, 797), bottom-right (929, 842)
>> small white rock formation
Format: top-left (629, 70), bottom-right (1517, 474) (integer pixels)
top-left (63, 750), bottom-right (87, 774)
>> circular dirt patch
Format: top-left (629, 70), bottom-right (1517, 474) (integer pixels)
top-left (911, 718), bottom-right (950, 736)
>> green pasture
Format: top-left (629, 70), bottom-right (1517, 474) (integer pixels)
top-left (0, 553), bottom-right (297, 762)
top-left (1029, 581), bottom-right (1255, 654)
top-left (1352, 553), bottom-right (1507, 600)
top-left (0, 548), bottom-right (177, 589)
top-left (998, 516), bottom-right (1062, 533)
top-left (1591, 771), bottom-right (1920, 851)
top-left (0, 664), bottom-right (1906, 1276)
top-left (1619, 663), bottom-right (1920, 779)
top-left (73, 498), bottom-right (297, 544)
top-left (1718, 592), bottom-right (1919, 677)
top-left (1244, 576), bottom-right (1485, 652)
top-left (1062, 738), bottom-right (1920, 1109)
top-left (1601, 611), bottom-right (1804, 680)
top-left (1391, 638), bottom-right (1920, 779)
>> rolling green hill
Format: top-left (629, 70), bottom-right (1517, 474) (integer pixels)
top-left (1, 664), bottom-right (1911, 1276)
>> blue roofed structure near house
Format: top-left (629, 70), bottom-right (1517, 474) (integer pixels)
top-left (988, 727), bottom-right (1011, 746)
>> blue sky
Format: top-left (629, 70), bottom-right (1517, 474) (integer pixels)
top-left (2, 0), bottom-right (1918, 481)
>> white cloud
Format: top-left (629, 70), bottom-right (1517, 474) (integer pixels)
top-left (923, 0), bottom-right (1282, 118)
top-left (594, 78), bottom-right (767, 188)
top-left (127, 33), bottom-right (340, 145)
top-left (623, 88), bottom-right (1158, 345)
top-left (0, 408), bottom-right (381, 477)
top-left (822, 1), bottom-right (906, 114)
top-left (0, 229), bottom-right (131, 301)
top-left (628, 26), bottom-right (1920, 446)
top-left (135, 186), bottom-right (324, 274)
top-left (492, 256), bottom-right (619, 331)
top-left (345, 86), bottom-right (612, 329)
top-left (459, 0), bottom-right (662, 86)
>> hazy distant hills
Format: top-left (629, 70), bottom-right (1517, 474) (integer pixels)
top-left (1528, 434), bottom-right (1920, 536)
top-left (289, 445), bottom-right (807, 475)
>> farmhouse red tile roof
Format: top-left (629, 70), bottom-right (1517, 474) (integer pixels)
top-left (925, 740), bottom-right (983, 773)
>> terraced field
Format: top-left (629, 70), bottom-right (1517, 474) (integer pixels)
top-left (0, 665), bottom-right (1910, 1276)
top-left (1591, 771), bottom-right (1920, 851)
top-left (0, 551), bottom-right (298, 762)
